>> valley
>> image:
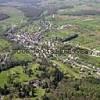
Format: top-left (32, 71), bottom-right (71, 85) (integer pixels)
top-left (0, 0), bottom-right (100, 100)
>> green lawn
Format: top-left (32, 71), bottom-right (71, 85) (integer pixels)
top-left (11, 51), bottom-right (33, 63)
top-left (46, 30), bottom-right (71, 38)
top-left (0, 39), bottom-right (11, 52)
top-left (34, 88), bottom-right (45, 98)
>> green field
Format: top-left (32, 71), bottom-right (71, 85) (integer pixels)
top-left (0, 6), bottom-right (26, 34)
top-left (79, 54), bottom-right (100, 67)
top-left (0, 63), bottom-right (40, 87)
top-left (52, 60), bottom-right (80, 79)
top-left (46, 15), bottom-right (100, 50)
top-left (0, 38), bottom-right (11, 52)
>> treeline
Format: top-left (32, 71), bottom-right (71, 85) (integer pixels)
top-left (59, 5), bottom-right (74, 9)
top-left (0, 13), bottom-right (9, 21)
top-left (62, 10), bottom-right (100, 16)
top-left (19, 7), bottom-right (43, 20)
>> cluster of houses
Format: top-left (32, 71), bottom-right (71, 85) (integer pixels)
top-left (58, 53), bottom-right (100, 77)
top-left (28, 39), bottom-right (100, 78)
top-left (1, 33), bottom-right (100, 75)
top-left (91, 49), bottom-right (100, 57)
top-left (5, 31), bottom-right (44, 48)
top-left (4, 20), bottom-right (51, 49)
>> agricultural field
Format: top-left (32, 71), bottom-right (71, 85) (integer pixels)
top-left (0, 6), bottom-right (26, 34)
top-left (43, 0), bottom-right (100, 50)
top-left (45, 13), bottom-right (100, 50)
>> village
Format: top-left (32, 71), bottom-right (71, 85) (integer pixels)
top-left (0, 22), bottom-right (100, 78)
top-left (0, 0), bottom-right (100, 99)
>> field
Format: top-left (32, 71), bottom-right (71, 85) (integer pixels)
top-left (79, 54), bottom-right (100, 67)
top-left (0, 6), bottom-right (26, 34)
top-left (45, 14), bottom-right (100, 50)
top-left (19, 7), bottom-right (43, 20)
top-left (0, 63), bottom-right (39, 87)
top-left (0, 38), bottom-right (11, 52)
top-left (52, 60), bottom-right (80, 79)
top-left (43, 0), bottom-right (100, 50)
